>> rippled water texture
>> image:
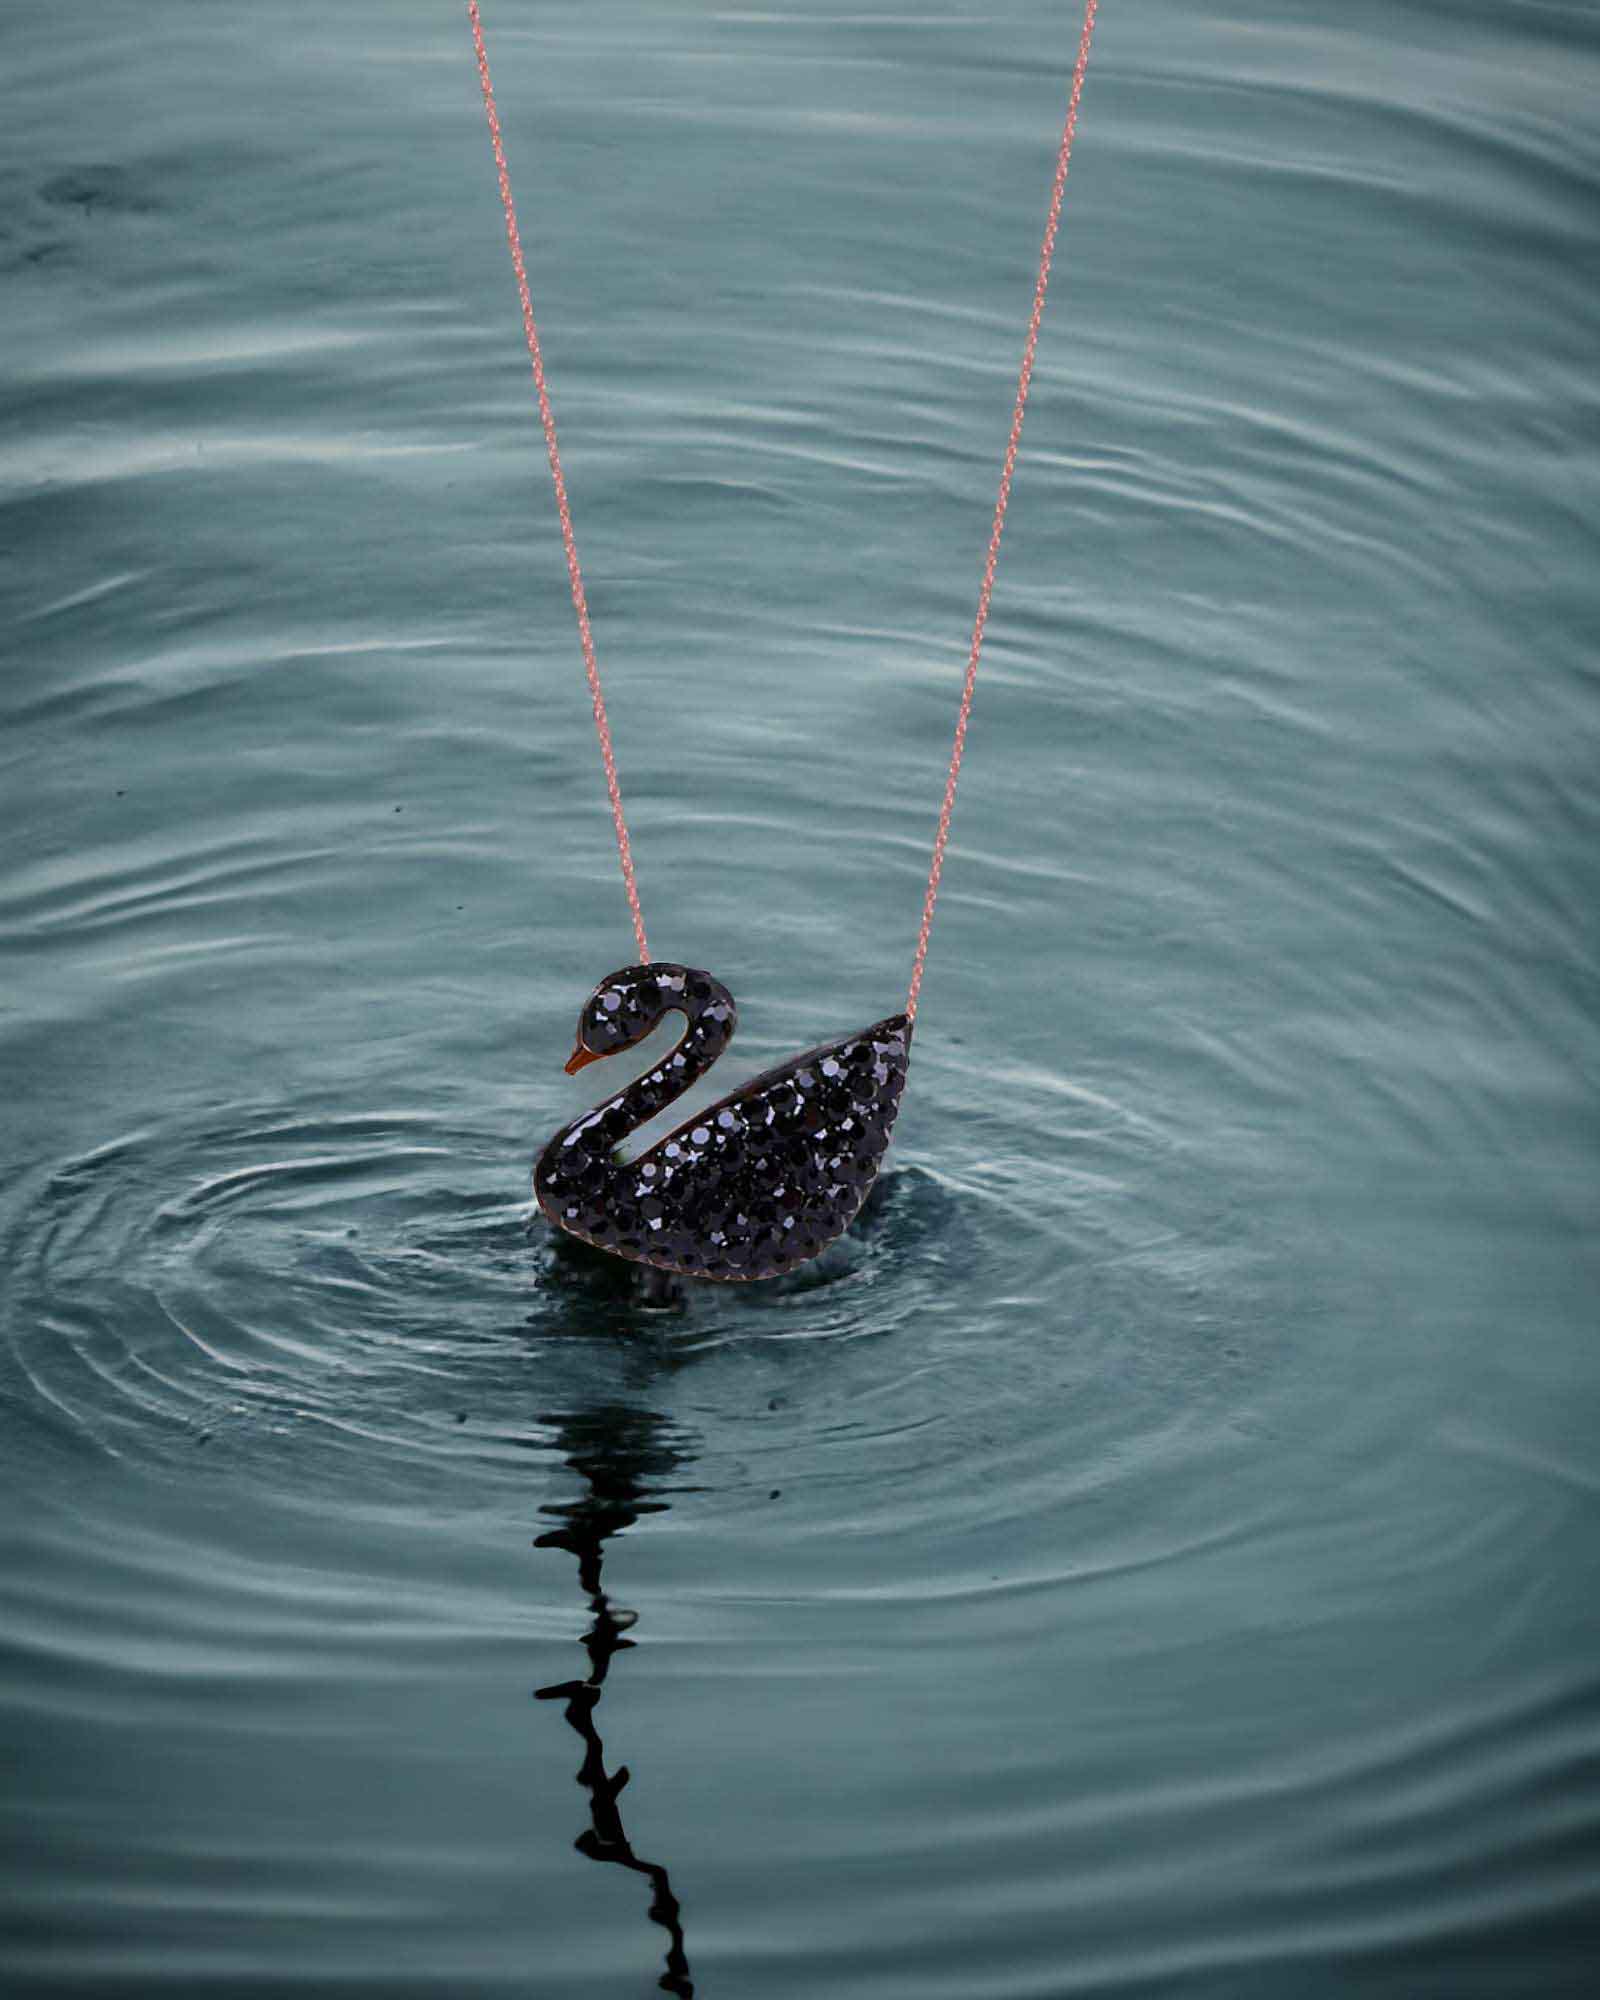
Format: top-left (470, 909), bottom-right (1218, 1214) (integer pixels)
top-left (3, 2), bottom-right (1598, 1994)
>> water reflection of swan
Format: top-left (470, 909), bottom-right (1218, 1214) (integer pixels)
top-left (534, 1406), bottom-right (696, 1998)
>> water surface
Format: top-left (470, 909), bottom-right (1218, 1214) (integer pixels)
top-left (3, 2), bottom-right (1598, 1994)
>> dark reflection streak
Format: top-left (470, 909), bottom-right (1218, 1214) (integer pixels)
top-left (534, 1408), bottom-right (696, 1998)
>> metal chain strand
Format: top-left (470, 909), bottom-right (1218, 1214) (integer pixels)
top-left (470, 0), bottom-right (1097, 1001)
top-left (468, 0), bottom-right (649, 965)
top-left (906, 0), bottom-right (1098, 1023)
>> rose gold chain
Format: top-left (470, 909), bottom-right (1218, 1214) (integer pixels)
top-left (907, 0), bottom-right (1098, 1021)
top-left (468, 0), bottom-right (1099, 1007)
top-left (468, 0), bottom-right (648, 964)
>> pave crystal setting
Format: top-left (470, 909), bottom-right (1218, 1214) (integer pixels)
top-left (534, 964), bottom-right (912, 1282)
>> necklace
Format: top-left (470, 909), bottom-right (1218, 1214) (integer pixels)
top-left (468, 0), bottom-right (1099, 1282)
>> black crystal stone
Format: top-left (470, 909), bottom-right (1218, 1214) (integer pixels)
top-left (534, 962), bottom-right (912, 1283)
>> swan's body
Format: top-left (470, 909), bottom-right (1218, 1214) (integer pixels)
top-left (534, 963), bottom-right (911, 1282)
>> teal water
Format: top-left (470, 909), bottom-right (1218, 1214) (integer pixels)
top-left (3, 2), bottom-right (1598, 1994)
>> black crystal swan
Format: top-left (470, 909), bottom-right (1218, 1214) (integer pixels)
top-left (534, 964), bottom-right (912, 1282)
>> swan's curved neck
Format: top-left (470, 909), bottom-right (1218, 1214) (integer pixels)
top-left (554, 966), bottom-right (736, 1158)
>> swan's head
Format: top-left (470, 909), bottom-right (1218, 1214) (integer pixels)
top-left (564, 963), bottom-right (668, 1074)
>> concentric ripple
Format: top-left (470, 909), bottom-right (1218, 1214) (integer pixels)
top-left (0, 1098), bottom-right (981, 1497)
top-left (0, 1062), bottom-right (1263, 1528)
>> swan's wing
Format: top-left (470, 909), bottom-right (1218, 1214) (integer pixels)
top-left (625, 1013), bottom-right (913, 1280)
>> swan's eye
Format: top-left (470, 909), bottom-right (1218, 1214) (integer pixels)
top-left (583, 991), bottom-right (629, 1051)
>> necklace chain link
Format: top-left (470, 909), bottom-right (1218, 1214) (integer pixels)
top-left (468, 0), bottom-right (1099, 1015)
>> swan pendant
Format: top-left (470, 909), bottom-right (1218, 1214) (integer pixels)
top-left (534, 964), bottom-right (912, 1282)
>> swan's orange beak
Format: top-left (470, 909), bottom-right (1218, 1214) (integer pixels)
top-left (564, 1044), bottom-right (604, 1076)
